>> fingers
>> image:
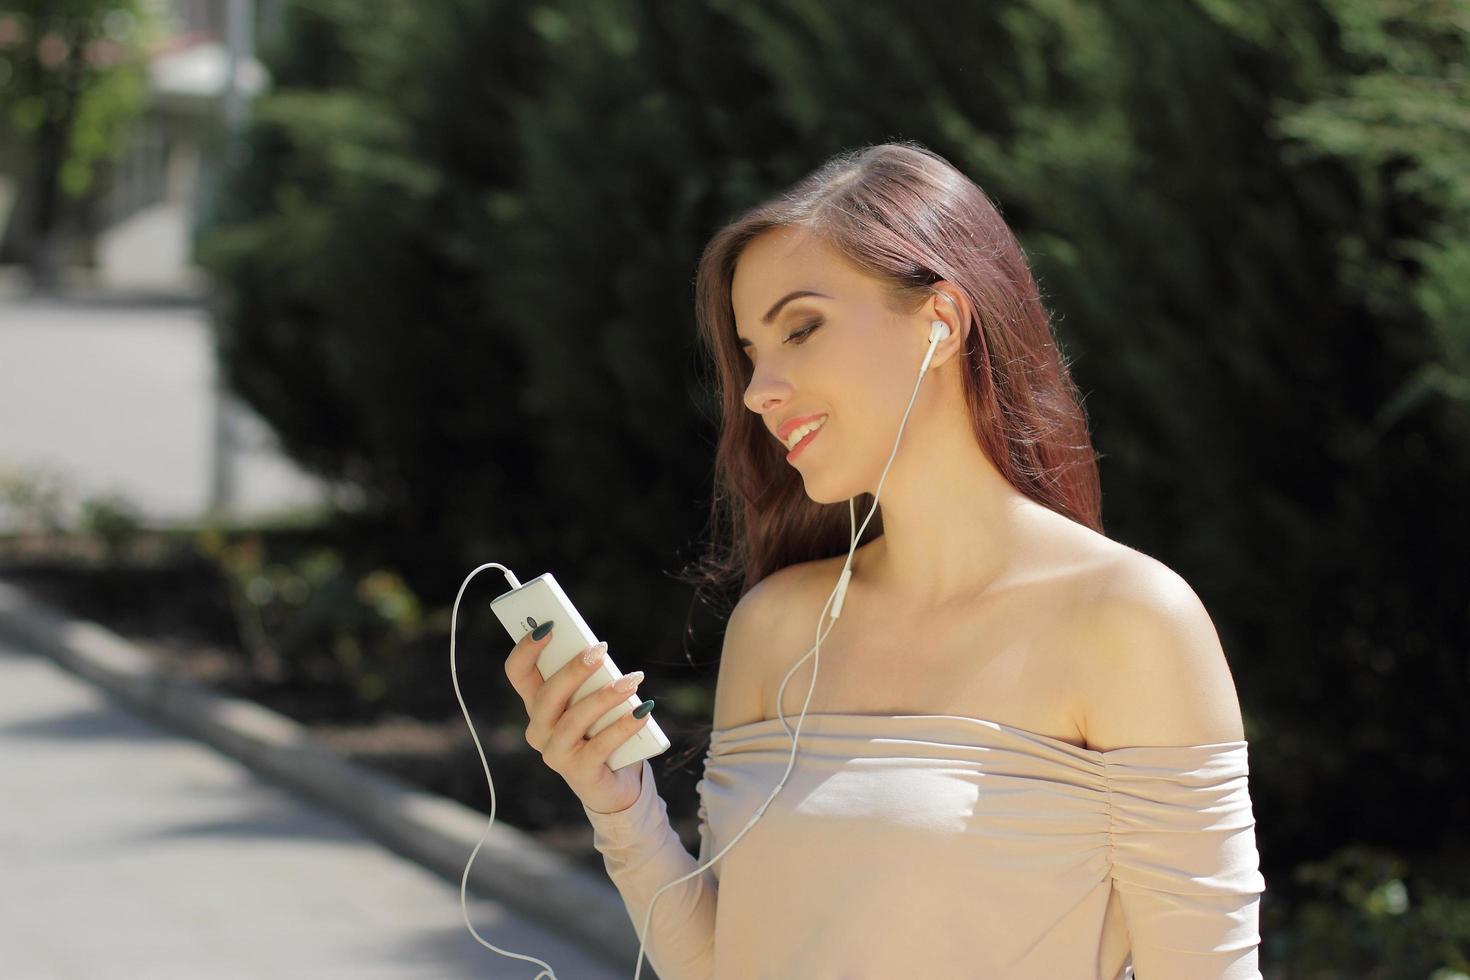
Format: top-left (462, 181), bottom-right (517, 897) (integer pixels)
top-left (544, 667), bottom-right (646, 761)
top-left (510, 620), bottom-right (652, 773)
top-left (577, 694), bottom-right (654, 771)
top-left (504, 621), bottom-right (555, 704)
top-left (525, 636), bottom-right (612, 753)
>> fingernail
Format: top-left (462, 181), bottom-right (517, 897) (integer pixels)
top-left (632, 699), bottom-right (655, 719)
top-left (613, 670), bottom-right (644, 693)
top-left (582, 641), bottom-right (608, 667)
top-left (531, 620), bottom-right (554, 641)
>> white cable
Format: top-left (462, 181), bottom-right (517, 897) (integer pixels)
top-left (625, 323), bottom-right (946, 979)
top-left (456, 321), bottom-right (947, 979)
top-left (451, 562), bottom-right (562, 980)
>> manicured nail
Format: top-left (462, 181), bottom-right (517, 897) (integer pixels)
top-left (632, 699), bottom-right (655, 719)
top-left (531, 620), bottom-right (554, 641)
top-left (582, 641), bottom-right (608, 667)
top-left (613, 670), bottom-right (644, 693)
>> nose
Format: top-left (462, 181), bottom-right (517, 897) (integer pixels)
top-left (742, 363), bottom-right (791, 419)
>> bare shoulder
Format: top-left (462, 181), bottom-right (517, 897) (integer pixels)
top-left (710, 561), bottom-right (815, 732)
top-left (1072, 546), bottom-right (1247, 751)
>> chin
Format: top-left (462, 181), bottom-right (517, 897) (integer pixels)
top-left (791, 431), bottom-right (877, 505)
top-left (802, 484), bottom-right (849, 506)
top-left (797, 469), bottom-right (870, 506)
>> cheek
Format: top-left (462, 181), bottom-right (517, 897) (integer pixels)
top-left (833, 347), bottom-right (905, 421)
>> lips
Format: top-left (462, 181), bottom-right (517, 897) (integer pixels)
top-left (777, 412), bottom-right (828, 443)
top-left (785, 419), bottom-right (824, 461)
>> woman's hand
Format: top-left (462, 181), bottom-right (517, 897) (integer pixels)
top-left (505, 623), bottom-right (652, 814)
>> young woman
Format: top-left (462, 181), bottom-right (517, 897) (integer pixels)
top-left (507, 141), bottom-right (1265, 979)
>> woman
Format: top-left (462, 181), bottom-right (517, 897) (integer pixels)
top-left (510, 141), bottom-right (1265, 978)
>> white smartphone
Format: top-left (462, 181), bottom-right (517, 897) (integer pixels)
top-left (489, 572), bottom-right (670, 772)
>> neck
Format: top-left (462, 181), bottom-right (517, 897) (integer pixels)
top-left (850, 372), bottom-right (1044, 611)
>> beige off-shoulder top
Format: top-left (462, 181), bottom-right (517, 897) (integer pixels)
top-left (583, 712), bottom-right (1266, 979)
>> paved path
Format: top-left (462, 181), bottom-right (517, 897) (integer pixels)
top-left (0, 287), bottom-right (334, 532)
top-left (0, 632), bottom-right (627, 980)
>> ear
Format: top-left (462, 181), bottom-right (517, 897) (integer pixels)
top-left (923, 282), bottom-right (971, 369)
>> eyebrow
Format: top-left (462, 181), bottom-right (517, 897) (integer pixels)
top-left (736, 289), bottom-right (831, 347)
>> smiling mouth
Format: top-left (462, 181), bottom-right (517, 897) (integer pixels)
top-left (785, 417), bottom-right (826, 460)
top-left (781, 414), bottom-right (828, 450)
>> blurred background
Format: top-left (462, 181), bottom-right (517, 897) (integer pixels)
top-left (0, 0), bottom-right (1466, 976)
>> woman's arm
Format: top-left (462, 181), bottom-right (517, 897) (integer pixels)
top-left (582, 759), bottom-right (718, 979)
top-left (579, 578), bottom-right (776, 979)
top-left (1082, 560), bottom-right (1266, 978)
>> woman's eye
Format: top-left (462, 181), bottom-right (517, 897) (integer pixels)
top-left (743, 319), bottom-right (822, 363)
top-left (786, 319), bottom-right (822, 344)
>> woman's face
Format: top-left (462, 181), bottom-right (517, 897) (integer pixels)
top-left (732, 227), bottom-right (952, 504)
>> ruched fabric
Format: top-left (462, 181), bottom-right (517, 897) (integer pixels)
top-left (583, 712), bottom-right (1266, 979)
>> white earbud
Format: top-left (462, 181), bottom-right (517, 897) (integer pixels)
top-left (624, 301), bottom-right (962, 980)
top-left (916, 320), bottom-right (949, 378)
top-left (457, 295), bottom-right (967, 980)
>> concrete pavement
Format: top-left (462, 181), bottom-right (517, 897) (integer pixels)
top-left (0, 266), bottom-right (661, 977)
top-left (0, 617), bottom-right (633, 979)
top-left (0, 278), bottom-right (337, 532)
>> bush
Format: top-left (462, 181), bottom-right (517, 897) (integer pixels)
top-left (1280, 843), bottom-right (1470, 977)
top-left (196, 527), bottom-right (440, 714)
top-left (79, 492), bottom-right (145, 563)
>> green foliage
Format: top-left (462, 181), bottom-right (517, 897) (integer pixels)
top-left (78, 491), bottom-right (143, 562)
top-left (195, 528), bottom-right (429, 708)
top-left (1270, 0), bottom-right (1470, 433)
top-left (0, 0), bottom-right (160, 198)
top-left (198, 1), bottom-right (1470, 971)
top-left (0, 463), bottom-right (71, 534)
top-left (1279, 843), bottom-right (1470, 977)
top-left (59, 39), bottom-right (146, 196)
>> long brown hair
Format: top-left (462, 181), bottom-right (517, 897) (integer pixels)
top-left (668, 140), bottom-right (1103, 767)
